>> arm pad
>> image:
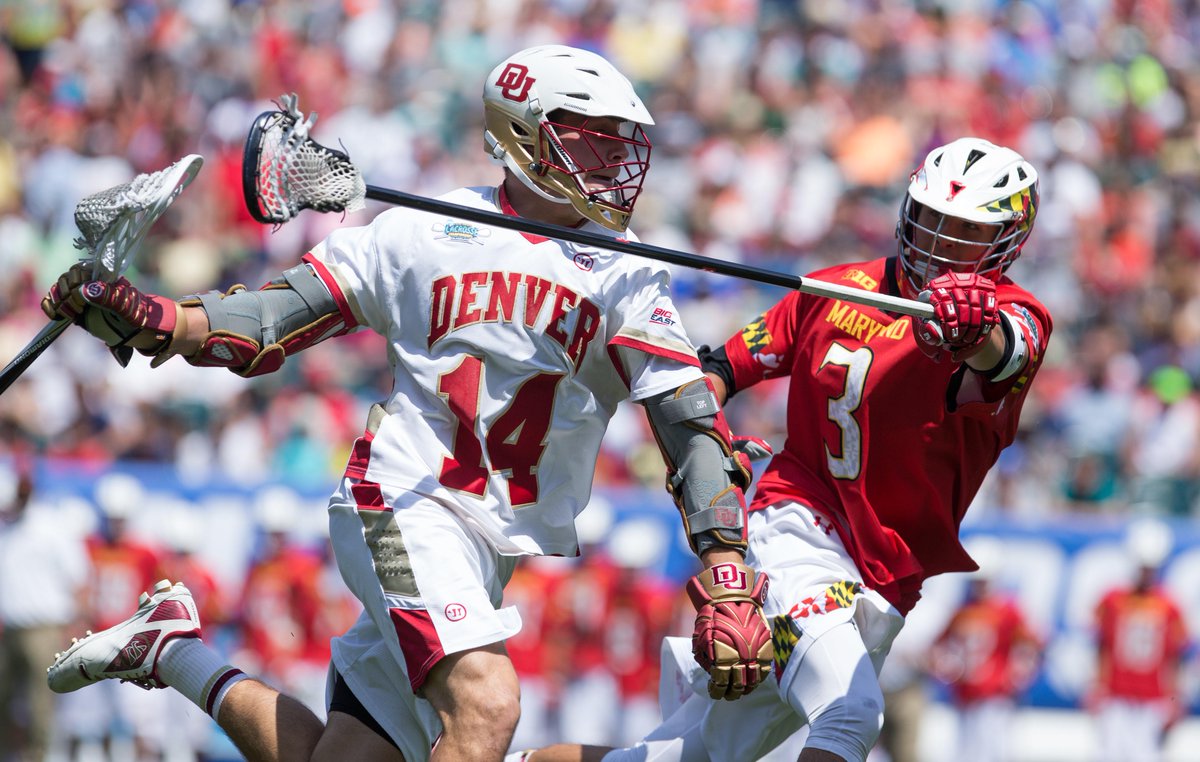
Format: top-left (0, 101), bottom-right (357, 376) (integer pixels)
top-left (644, 377), bottom-right (751, 555)
top-left (976, 309), bottom-right (1029, 382)
top-left (170, 264), bottom-right (348, 377)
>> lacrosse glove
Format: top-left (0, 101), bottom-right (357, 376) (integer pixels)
top-left (42, 263), bottom-right (180, 367)
top-left (687, 561), bottom-right (774, 701)
top-left (915, 271), bottom-right (999, 362)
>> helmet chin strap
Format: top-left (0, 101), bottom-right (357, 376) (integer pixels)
top-left (485, 129), bottom-right (571, 205)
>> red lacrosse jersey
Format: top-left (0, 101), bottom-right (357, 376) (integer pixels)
top-left (1095, 586), bottom-right (1188, 701)
top-left (238, 546), bottom-right (325, 667)
top-left (502, 559), bottom-right (568, 680)
top-left (934, 594), bottom-right (1040, 704)
top-left (547, 556), bottom-right (621, 677)
top-left (86, 536), bottom-right (166, 630)
top-left (604, 571), bottom-right (677, 699)
top-left (164, 554), bottom-right (228, 627)
top-left (724, 257), bottom-right (1051, 614)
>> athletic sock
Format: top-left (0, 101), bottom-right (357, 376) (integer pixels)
top-left (157, 636), bottom-right (248, 721)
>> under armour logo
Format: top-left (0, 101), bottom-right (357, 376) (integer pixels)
top-left (496, 64), bottom-right (536, 102)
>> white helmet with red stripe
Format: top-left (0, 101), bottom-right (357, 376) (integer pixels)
top-left (483, 45), bottom-right (653, 232)
top-left (897, 137), bottom-right (1039, 293)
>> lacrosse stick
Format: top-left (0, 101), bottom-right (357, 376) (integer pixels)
top-left (0, 154), bottom-right (204, 395)
top-left (242, 95), bottom-right (932, 319)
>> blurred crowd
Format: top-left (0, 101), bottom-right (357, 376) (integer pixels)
top-left (2, 0), bottom-right (1200, 759)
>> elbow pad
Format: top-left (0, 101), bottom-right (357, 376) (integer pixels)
top-left (645, 377), bottom-right (751, 555)
top-left (978, 309), bottom-right (1030, 382)
top-left (178, 264), bottom-right (347, 377)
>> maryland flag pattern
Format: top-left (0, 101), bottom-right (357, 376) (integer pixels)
top-left (787, 580), bottom-right (863, 620)
top-left (770, 580), bottom-right (865, 676)
top-left (740, 313), bottom-right (772, 356)
top-left (770, 614), bottom-right (801, 677)
top-left (982, 184), bottom-right (1038, 231)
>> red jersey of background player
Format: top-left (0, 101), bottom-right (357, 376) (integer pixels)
top-left (503, 559), bottom-right (568, 683)
top-left (86, 534), bottom-right (165, 630)
top-left (238, 544), bottom-right (325, 668)
top-left (932, 590), bottom-right (1040, 704)
top-left (605, 567), bottom-right (677, 700)
top-left (723, 257), bottom-right (1051, 614)
top-left (548, 555), bottom-right (621, 679)
top-left (1095, 585), bottom-right (1188, 701)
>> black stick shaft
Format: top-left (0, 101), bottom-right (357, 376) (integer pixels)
top-left (362, 185), bottom-right (932, 318)
top-left (0, 319), bottom-right (70, 395)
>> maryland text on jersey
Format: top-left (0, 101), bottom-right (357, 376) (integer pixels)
top-left (824, 300), bottom-right (909, 343)
top-left (428, 269), bottom-right (602, 370)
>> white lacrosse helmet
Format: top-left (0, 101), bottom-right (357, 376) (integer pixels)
top-left (95, 472), bottom-right (144, 520)
top-left (897, 137), bottom-right (1039, 294)
top-left (255, 485), bottom-right (299, 535)
top-left (483, 44), bottom-right (654, 232)
top-left (1125, 517), bottom-right (1173, 569)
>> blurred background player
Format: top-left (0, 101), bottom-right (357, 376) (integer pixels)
top-left (928, 541), bottom-right (1041, 762)
top-left (234, 486), bottom-right (327, 714)
top-left (503, 554), bottom-right (569, 752)
top-left (41, 43), bottom-right (770, 762)
top-left (1090, 518), bottom-right (1191, 762)
top-left (158, 502), bottom-right (232, 762)
top-left (549, 499), bottom-right (622, 747)
top-left (602, 517), bottom-right (677, 747)
top-left (58, 472), bottom-right (168, 761)
top-left (0, 459), bottom-right (88, 762)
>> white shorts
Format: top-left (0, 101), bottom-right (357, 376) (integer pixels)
top-left (326, 476), bottom-right (522, 761)
top-left (607, 501), bottom-right (905, 762)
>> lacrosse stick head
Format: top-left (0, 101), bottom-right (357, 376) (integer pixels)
top-left (74, 154), bottom-right (204, 281)
top-left (242, 95), bottom-right (367, 224)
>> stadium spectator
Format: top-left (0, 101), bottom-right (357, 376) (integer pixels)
top-left (41, 42), bottom-right (768, 762)
top-left (1121, 365), bottom-right (1200, 517)
top-left (0, 460), bottom-right (88, 762)
top-left (1052, 322), bottom-right (1138, 508)
top-left (1090, 518), bottom-right (1191, 762)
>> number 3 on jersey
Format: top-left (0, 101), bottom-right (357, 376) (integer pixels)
top-left (819, 343), bottom-right (871, 480)
top-left (437, 356), bottom-right (564, 506)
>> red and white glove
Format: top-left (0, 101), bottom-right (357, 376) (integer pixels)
top-left (687, 561), bottom-right (774, 701)
top-left (915, 272), bottom-right (999, 361)
top-left (42, 263), bottom-right (179, 366)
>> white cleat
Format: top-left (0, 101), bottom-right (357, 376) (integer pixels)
top-left (47, 579), bottom-right (201, 693)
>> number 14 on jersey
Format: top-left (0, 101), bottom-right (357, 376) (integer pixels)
top-left (437, 356), bottom-right (564, 506)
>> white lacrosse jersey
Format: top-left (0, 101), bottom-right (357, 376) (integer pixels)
top-left (304, 186), bottom-right (702, 557)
